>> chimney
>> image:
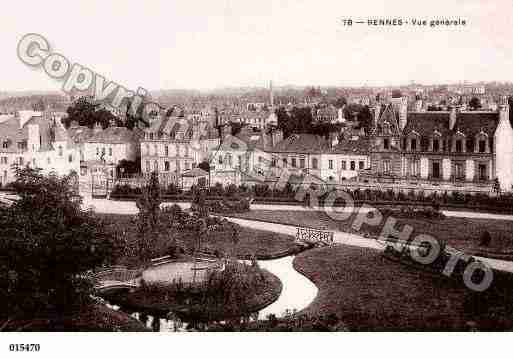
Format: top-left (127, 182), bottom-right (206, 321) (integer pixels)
top-left (271, 128), bottom-right (283, 147)
top-left (499, 96), bottom-right (509, 125)
top-left (415, 99), bottom-right (423, 112)
top-left (262, 132), bottom-right (268, 149)
top-left (398, 97), bottom-right (408, 131)
top-left (374, 103), bottom-right (381, 127)
top-left (27, 124), bottom-right (40, 152)
top-left (337, 108), bottom-right (345, 123)
top-left (329, 132), bottom-right (339, 148)
top-left (449, 106), bottom-right (457, 131)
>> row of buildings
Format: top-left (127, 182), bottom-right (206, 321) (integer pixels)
top-left (0, 110), bottom-right (140, 188)
top-left (205, 96), bottom-right (513, 193)
top-left (0, 93), bottom-right (512, 195)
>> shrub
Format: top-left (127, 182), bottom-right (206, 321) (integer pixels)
top-left (479, 231), bottom-right (492, 247)
top-left (166, 183), bottom-right (181, 195)
top-left (225, 184), bottom-right (238, 197)
top-left (253, 184), bottom-right (270, 197)
top-left (111, 184), bottom-right (142, 197)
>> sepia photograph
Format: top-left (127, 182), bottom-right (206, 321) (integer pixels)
top-left (1, 0), bottom-right (513, 357)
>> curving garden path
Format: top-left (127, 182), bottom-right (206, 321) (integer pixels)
top-left (81, 197), bottom-right (513, 318)
top-left (227, 217), bottom-right (513, 274)
top-left (256, 256), bottom-right (318, 319)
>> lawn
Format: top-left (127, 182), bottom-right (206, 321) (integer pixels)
top-left (293, 245), bottom-right (513, 331)
top-left (97, 213), bottom-right (300, 267)
top-left (232, 209), bottom-right (513, 257)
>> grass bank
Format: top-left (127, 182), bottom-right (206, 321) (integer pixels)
top-left (293, 245), bottom-right (513, 331)
top-left (97, 213), bottom-right (300, 267)
top-left (232, 209), bottom-right (513, 257)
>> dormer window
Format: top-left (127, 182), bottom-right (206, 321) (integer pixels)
top-left (433, 138), bottom-right (440, 152)
top-left (2, 141), bottom-right (9, 149)
top-left (383, 122), bottom-right (391, 135)
top-left (475, 131), bottom-right (488, 153)
top-left (411, 138), bottom-right (417, 151)
top-left (455, 140), bottom-right (463, 153)
top-left (478, 140), bottom-right (486, 153)
top-left (383, 138), bottom-right (390, 150)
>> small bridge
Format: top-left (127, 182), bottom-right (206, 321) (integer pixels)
top-left (90, 266), bottom-right (141, 292)
top-left (295, 227), bottom-right (334, 247)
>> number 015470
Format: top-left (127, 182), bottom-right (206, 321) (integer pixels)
top-left (9, 344), bottom-right (40, 352)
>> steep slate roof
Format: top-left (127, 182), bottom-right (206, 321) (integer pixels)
top-left (0, 114), bottom-right (59, 153)
top-left (331, 137), bottom-right (371, 154)
top-left (238, 110), bottom-right (270, 119)
top-left (199, 122), bottom-right (219, 140)
top-left (216, 134), bottom-right (251, 152)
top-left (0, 117), bottom-right (29, 153)
top-left (404, 111), bottom-right (499, 138)
top-left (455, 112), bottom-right (499, 137)
top-left (403, 112), bottom-right (451, 136)
top-left (371, 103), bottom-right (401, 136)
top-left (270, 133), bottom-right (329, 154)
top-left (86, 126), bottom-right (139, 144)
top-left (315, 105), bottom-right (338, 116)
top-left (67, 126), bottom-right (93, 144)
top-left (235, 128), bottom-right (269, 151)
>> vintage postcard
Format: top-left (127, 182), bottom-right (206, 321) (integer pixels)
top-left (1, 0), bottom-right (512, 357)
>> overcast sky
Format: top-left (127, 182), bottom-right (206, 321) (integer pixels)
top-left (2, 0), bottom-right (513, 91)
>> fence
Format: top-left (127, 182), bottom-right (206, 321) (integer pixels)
top-left (295, 227), bottom-right (334, 246)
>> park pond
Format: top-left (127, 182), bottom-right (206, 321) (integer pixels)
top-left (99, 254), bottom-right (318, 332)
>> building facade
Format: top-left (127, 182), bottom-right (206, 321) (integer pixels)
top-left (365, 96), bottom-right (513, 192)
top-left (140, 116), bottom-right (220, 182)
top-left (0, 111), bottom-right (80, 185)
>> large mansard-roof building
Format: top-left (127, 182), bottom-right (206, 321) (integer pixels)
top-left (366, 96), bottom-right (513, 191)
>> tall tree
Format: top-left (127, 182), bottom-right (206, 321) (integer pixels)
top-left (276, 107), bottom-right (294, 138)
top-left (0, 167), bottom-right (114, 328)
top-left (135, 172), bottom-right (162, 262)
top-left (333, 97), bottom-right (347, 108)
top-left (469, 97), bottom-right (482, 110)
top-left (64, 96), bottom-right (122, 129)
top-left (290, 107), bottom-right (313, 133)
